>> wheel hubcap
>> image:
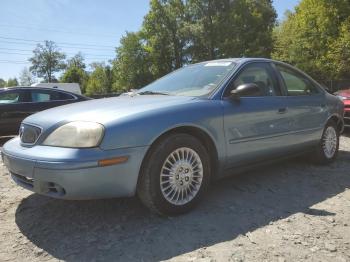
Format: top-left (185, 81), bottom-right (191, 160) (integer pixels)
top-left (323, 126), bottom-right (337, 159)
top-left (160, 147), bottom-right (203, 206)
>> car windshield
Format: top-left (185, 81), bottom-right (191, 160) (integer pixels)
top-left (139, 61), bottom-right (236, 97)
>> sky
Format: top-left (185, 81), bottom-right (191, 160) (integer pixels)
top-left (0, 0), bottom-right (299, 81)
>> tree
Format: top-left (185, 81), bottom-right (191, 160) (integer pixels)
top-left (29, 40), bottom-right (66, 82)
top-left (61, 53), bottom-right (88, 93)
top-left (186, 0), bottom-right (276, 62)
top-left (0, 78), bottom-right (5, 88)
top-left (19, 67), bottom-right (35, 86)
top-left (113, 32), bottom-right (153, 91)
top-left (272, 0), bottom-right (350, 81)
top-left (61, 67), bottom-right (89, 93)
top-left (143, 0), bottom-right (188, 77)
top-left (328, 17), bottom-right (350, 79)
top-left (86, 63), bottom-right (113, 95)
top-left (6, 78), bottom-right (19, 87)
top-left (112, 0), bottom-right (277, 88)
top-left (67, 52), bottom-right (86, 69)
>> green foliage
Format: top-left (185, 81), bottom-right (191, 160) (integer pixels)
top-left (112, 0), bottom-right (277, 90)
top-left (143, 0), bottom-right (188, 77)
top-left (0, 78), bottom-right (6, 88)
top-left (113, 32), bottom-right (153, 91)
top-left (61, 53), bottom-right (89, 93)
top-left (61, 67), bottom-right (89, 93)
top-left (19, 67), bottom-right (35, 86)
top-left (328, 17), bottom-right (350, 79)
top-left (186, 0), bottom-right (276, 61)
top-left (6, 78), bottom-right (19, 87)
top-left (67, 52), bottom-right (86, 69)
top-left (86, 63), bottom-right (113, 95)
top-left (29, 40), bottom-right (66, 82)
top-left (273, 0), bottom-right (350, 81)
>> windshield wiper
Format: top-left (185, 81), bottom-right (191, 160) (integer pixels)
top-left (138, 91), bottom-right (170, 96)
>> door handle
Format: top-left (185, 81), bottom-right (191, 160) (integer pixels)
top-left (278, 108), bottom-right (288, 114)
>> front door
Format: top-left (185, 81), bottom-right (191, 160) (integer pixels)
top-left (222, 62), bottom-right (291, 168)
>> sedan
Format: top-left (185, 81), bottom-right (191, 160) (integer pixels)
top-left (0, 87), bottom-right (90, 136)
top-left (1, 58), bottom-right (344, 215)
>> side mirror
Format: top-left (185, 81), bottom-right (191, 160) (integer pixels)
top-left (230, 83), bottom-right (261, 100)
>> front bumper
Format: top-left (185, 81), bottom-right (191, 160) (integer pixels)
top-left (1, 137), bottom-right (149, 200)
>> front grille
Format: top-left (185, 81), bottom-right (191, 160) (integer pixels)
top-left (19, 124), bottom-right (42, 144)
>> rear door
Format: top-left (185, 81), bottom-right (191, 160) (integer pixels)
top-left (274, 63), bottom-right (327, 149)
top-left (222, 62), bottom-right (292, 168)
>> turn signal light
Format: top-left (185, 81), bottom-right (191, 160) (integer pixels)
top-left (98, 156), bottom-right (129, 167)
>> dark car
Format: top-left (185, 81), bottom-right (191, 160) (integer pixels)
top-left (0, 87), bottom-right (90, 136)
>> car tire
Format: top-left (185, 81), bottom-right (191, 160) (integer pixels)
top-left (313, 120), bottom-right (339, 164)
top-left (137, 133), bottom-right (211, 216)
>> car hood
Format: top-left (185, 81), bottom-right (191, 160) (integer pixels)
top-left (24, 95), bottom-right (198, 127)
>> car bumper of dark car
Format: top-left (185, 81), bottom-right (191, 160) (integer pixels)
top-left (1, 137), bottom-right (149, 200)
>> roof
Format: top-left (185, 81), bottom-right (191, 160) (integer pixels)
top-left (196, 57), bottom-right (276, 65)
top-left (0, 86), bottom-right (84, 97)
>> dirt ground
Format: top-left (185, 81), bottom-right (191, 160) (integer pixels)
top-left (0, 136), bottom-right (349, 262)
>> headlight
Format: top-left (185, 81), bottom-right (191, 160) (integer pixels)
top-left (43, 121), bottom-right (104, 148)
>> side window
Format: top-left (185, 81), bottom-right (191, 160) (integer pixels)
top-left (276, 64), bottom-right (320, 96)
top-left (30, 91), bottom-right (51, 102)
top-left (225, 63), bottom-right (280, 97)
top-left (0, 91), bottom-right (21, 104)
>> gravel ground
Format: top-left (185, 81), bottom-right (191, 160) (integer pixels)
top-left (0, 136), bottom-right (349, 262)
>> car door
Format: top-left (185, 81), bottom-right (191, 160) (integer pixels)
top-left (274, 63), bottom-right (328, 150)
top-left (0, 89), bottom-right (31, 136)
top-left (28, 89), bottom-right (77, 113)
top-left (222, 62), bottom-right (292, 168)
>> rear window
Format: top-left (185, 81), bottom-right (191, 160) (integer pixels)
top-left (56, 92), bottom-right (75, 100)
top-left (30, 90), bottom-right (75, 102)
top-left (276, 64), bottom-right (320, 96)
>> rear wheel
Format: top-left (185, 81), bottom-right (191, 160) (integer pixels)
top-left (137, 133), bottom-right (211, 216)
top-left (313, 120), bottom-right (339, 164)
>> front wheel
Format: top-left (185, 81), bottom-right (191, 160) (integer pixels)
top-left (137, 133), bottom-right (211, 216)
top-left (313, 120), bottom-right (339, 164)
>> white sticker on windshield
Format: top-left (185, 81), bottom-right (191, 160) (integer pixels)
top-left (204, 62), bottom-right (232, 67)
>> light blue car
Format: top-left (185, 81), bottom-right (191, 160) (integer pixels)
top-left (1, 58), bottom-right (344, 215)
